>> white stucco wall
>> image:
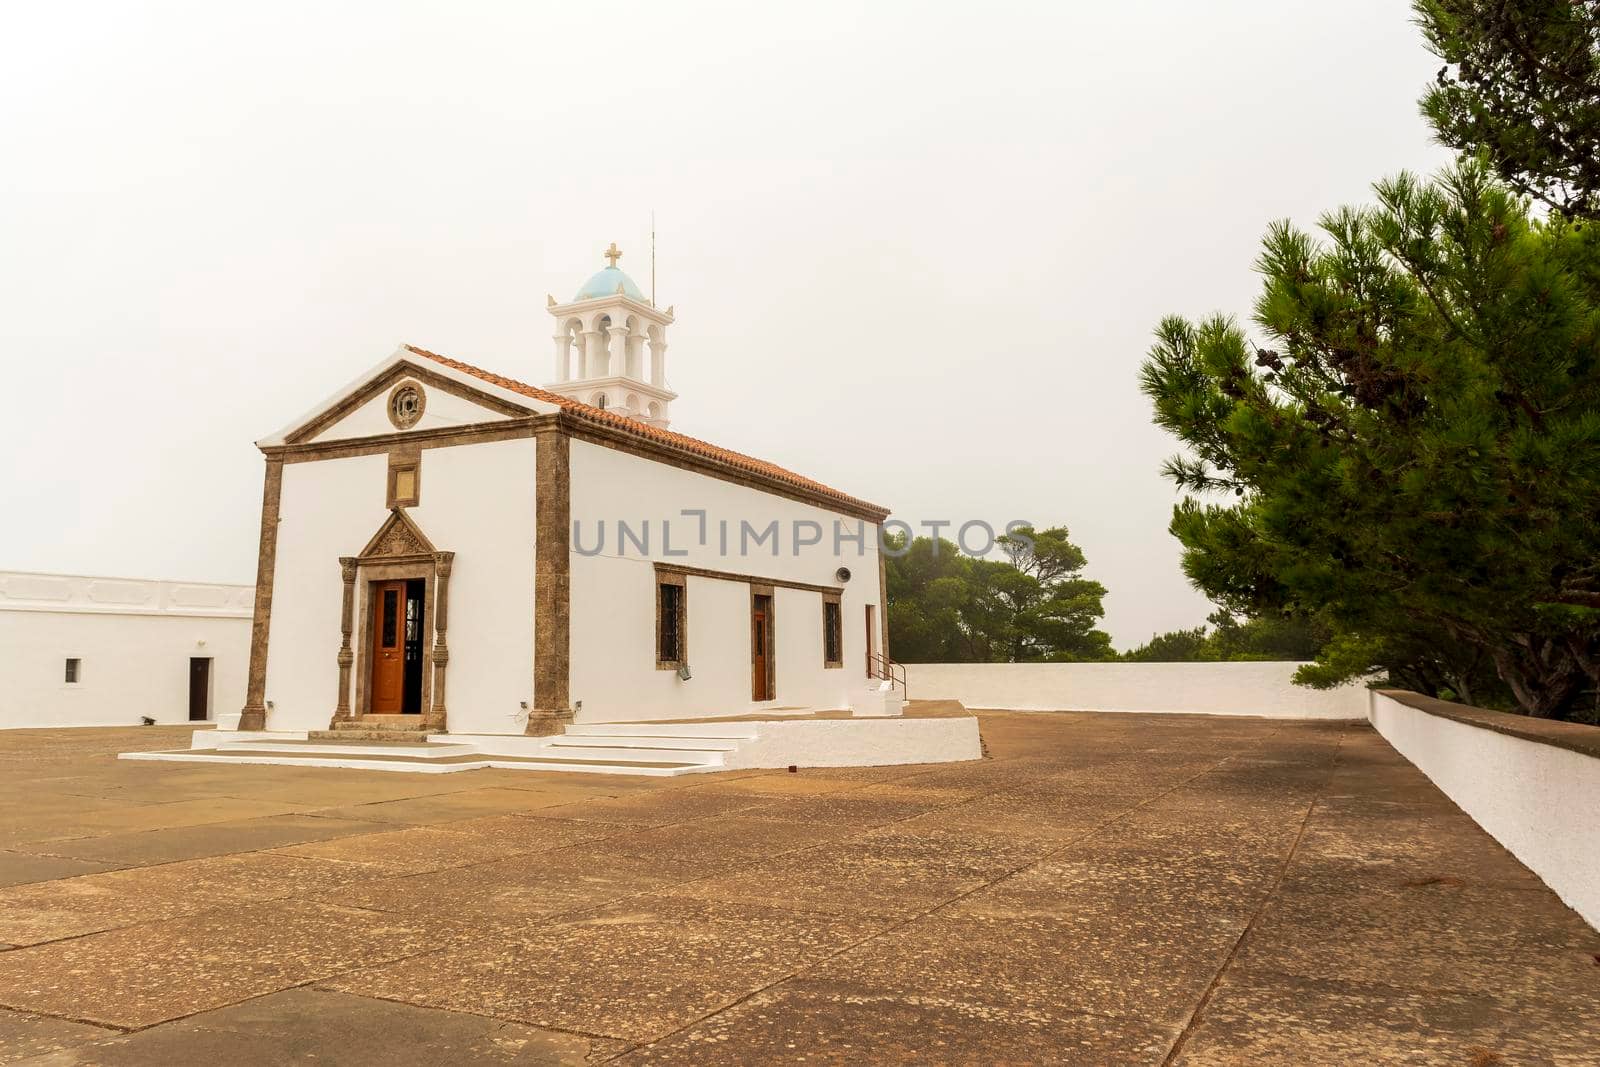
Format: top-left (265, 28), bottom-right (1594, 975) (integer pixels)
top-left (261, 437), bottom-right (536, 733)
top-left (0, 572), bottom-right (251, 728)
top-left (1370, 692), bottom-right (1600, 930)
top-left (567, 439), bottom-right (883, 723)
top-left (904, 661), bottom-right (1369, 719)
top-left (307, 386), bottom-right (508, 443)
top-left (720, 716), bottom-right (982, 769)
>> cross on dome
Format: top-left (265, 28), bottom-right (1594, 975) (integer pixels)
top-left (603, 242), bottom-right (622, 267)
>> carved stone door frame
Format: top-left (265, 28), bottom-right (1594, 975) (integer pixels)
top-left (331, 509), bottom-right (454, 733)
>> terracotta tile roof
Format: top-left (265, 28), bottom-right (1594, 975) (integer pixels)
top-left (404, 345), bottom-right (889, 519)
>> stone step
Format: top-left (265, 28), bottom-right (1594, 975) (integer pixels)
top-left (538, 743), bottom-right (726, 765)
top-left (120, 749), bottom-right (705, 776)
top-left (219, 740), bottom-right (477, 759)
top-left (546, 734), bottom-right (745, 752)
top-left (564, 722), bottom-right (762, 740)
top-left (331, 718), bottom-right (430, 731)
top-left (308, 729), bottom-right (431, 743)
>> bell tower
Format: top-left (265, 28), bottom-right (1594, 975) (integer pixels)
top-left (545, 242), bottom-right (676, 429)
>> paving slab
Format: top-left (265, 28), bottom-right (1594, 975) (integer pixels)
top-left (809, 909), bottom-right (1245, 1028)
top-left (616, 978), bottom-right (1175, 1065)
top-left (0, 851), bottom-right (126, 889)
top-left (0, 1008), bottom-right (111, 1062)
top-left (0, 899), bottom-right (466, 1029)
top-left (600, 813), bottom-right (856, 868)
top-left (0, 852), bottom-right (377, 945)
top-left (335, 843), bottom-right (716, 925)
top-left (6, 988), bottom-right (626, 1066)
top-left (23, 813), bottom-right (397, 867)
top-left (525, 788), bottom-right (778, 828)
top-left (323, 896), bottom-right (889, 1042)
top-left (270, 824), bottom-right (528, 875)
top-left (1171, 965), bottom-right (1600, 1066)
top-left (308, 785), bottom-right (610, 825)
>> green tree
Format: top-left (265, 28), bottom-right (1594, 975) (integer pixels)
top-left (1140, 161), bottom-right (1600, 720)
top-left (1122, 627), bottom-right (1211, 662)
top-left (884, 526), bottom-right (1112, 663)
top-left (1416, 0), bottom-right (1600, 218)
top-left (1121, 611), bottom-right (1326, 663)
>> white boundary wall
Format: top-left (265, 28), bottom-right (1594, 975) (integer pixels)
top-left (1370, 691), bottom-right (1600, 930)
top-left (0, 571), bottom-right (251, 729)
top-left (904, 662), bottom-right (1368, 719)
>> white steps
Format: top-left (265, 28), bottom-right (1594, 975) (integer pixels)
top-left (540, 743), bottom-right (730, 763)
top-left (120, 720), bottom-right (766, 776)
top-left (215, 739), bottom-right (480, 759)
top-left (563, 722), bottom-right (761, 739)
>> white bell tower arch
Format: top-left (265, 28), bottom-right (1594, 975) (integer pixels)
top-left (545, 242), bottom-right (676, 429)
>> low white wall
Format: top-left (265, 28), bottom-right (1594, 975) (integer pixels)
top-left (904, 661), bottom-right (1368, 719)
top-left (1370, 691), bottom-right (1600, 930)
top-left (720, 716), bottom-right (982, 769)
top-left (0, 571), bottom-right (251, 729)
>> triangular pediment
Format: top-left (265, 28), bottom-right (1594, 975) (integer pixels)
top-left (359, 509), bottom-right (438, 560)
top-left (262, 348), bottom-right (555, 448)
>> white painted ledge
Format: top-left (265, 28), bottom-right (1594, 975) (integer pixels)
top-left (1370, 690), bottom-right (1600, 931)
top-left (904, 662), bottom-right (1368, 719)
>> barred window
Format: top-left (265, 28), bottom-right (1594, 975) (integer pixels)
top-left (823, 595), bottom-right (843, 668)
top-left (657, 574), bottom-right (687, 667)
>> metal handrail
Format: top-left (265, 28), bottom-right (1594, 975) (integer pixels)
top-left (868, 651), bottom-right (908, 702)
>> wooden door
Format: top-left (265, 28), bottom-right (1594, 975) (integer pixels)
top-left (370, 581), bottom-right (407, 713)
top-left (865, 604), bottom-right (876, 676)
top-left (187, 658), bottom-right (210, 721)
top-left (751, 595), bottom-right (772, 701)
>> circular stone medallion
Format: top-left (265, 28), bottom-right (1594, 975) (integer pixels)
top-left (388, 381), bottom-right (426, 430)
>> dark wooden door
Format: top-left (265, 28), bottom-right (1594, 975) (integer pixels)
top-left (751, 595), bottom-right (772, 701)
top-left (187, 658), bottom-right (210, 721)
top-left (865, 604), bottom-right (876, 676)
top-left (370, 581), bottom-right (407, 713)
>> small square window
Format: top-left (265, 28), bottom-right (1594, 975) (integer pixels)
top-left (64, 658), bottom-right (81, 684)
top-left (388, 456), bottom-right (420, 508)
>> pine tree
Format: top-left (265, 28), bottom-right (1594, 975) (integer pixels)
top-left (1141, 162), bottom-right (1600, 719)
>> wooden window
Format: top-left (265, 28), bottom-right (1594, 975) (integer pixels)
top-left (387, 453), bottom-right (420, 508)
top-left (64, 658), bottom-right (81, 684)
top-left (822, 594), bottom-right (843, 668)
top-left (657, 573), bottom-right (687, 668)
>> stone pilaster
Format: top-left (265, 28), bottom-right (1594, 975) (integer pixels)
top-left (428, 551), bottom-right (454, 733)
top-left (238, 457), bottom-right (284, 731)
top-left (331, 556), bottom-right (357, 725)
top-left (528, 427), bottom-right (574, 737)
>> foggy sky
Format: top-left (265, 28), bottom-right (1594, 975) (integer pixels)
top-left (0, 1), bottom-right (1452, 648)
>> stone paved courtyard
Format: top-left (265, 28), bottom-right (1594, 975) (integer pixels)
top-left (0, 709), bottom-right (1594, 1065)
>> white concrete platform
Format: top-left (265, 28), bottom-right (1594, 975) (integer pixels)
top-left (118, 709), bottom-right (983, 775)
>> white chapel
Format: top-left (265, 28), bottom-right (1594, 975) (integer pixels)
top-left (231, 245), bottom-right (901, 744)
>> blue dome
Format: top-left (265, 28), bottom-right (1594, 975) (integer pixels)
top-left (574, 266), bottom-right (644, 302)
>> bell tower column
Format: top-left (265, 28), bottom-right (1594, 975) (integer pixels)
top-left (580, 327), bottom-right (605, 377)
top-left (607, 322), bottom-right (630, 376)
top-left (649, 337), bottom-right (668, 387)
top-left (553, 333), bottom-right (573, 382)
